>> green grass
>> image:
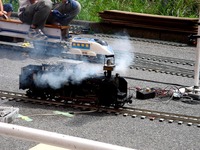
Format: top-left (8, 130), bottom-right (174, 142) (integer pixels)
top-left (77, 0), bottom-right (199, 21)
top-left (5, 0), bottom-right (199, 22)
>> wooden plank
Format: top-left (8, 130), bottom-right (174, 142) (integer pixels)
top-left (0, 18), bottom-right (70, 30)
top-left (102, 19), bottom-right (197, 34)
top-left (99, 13), bottom-right (197, 27)
top-left (99, 10), bottom-right (198, 34)
top-left (101, 10), bottom-right (198, 22)
top-left (100, 16), bottom-right (197, 29)
top-left (0, 18), bottom-right (71, 40)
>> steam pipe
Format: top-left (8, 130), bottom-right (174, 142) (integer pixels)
top-left (0, 122), bottom-right (135, 150)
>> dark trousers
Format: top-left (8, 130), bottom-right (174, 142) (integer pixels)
top-left (3, 3), bottom-right (13, 12)
top-left (19, 1), bottom-right (52, 29)
top-left (46, 0), bottom-right (81, 26)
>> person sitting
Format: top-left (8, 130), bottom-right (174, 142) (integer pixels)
top-left (18, 0), bottom-right (81, 40)
top-left (18, 0), bottom-right (52, 40)
top-left (47, 0), bottom-right (81, 39)
top-left (48, 0), bottom-right (81, 25)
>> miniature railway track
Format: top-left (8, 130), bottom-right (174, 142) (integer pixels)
top-left (1, 90), bottom-right (200, 127)
top-left (131, 59), bottom-right (194, 78)
top-left (115, 51), bottom-right (196, 78)
top-left (89, 33), bottom-right (196, 78)
top-left (0, 90), bottom-right (97, 109)
top-left (134, 52), bottom-right (194, 66)
top-left (0, 35), bottom-right (196, 78)
top-left (0, 39), bottom-right (196, 78)
top-left (92, 34), bottom-right (196, 78)
top-left (95, 34), bottom-right (189, 47)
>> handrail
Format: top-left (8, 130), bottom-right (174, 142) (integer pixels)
top-left (0, 122), bottom-right (135, 150)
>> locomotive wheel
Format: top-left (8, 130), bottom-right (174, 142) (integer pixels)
top-left (26, 89), bottom-right (48, 99)
top-left (26, 90), bottom-right (34, 98)
top-left (114, 101), bottom-right (125, 108)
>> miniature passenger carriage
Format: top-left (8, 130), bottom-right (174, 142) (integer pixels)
top-left (19, 56), bottom-right (132, 108)
top-left (0, 18), bottom-right (114, 61)
top-left (66, 37), bottom-right (114, 61)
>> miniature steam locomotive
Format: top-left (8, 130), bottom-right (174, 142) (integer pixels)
top-left (19, 56), bottom-right (132, 107)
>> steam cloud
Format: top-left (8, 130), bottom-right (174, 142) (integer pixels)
top-left (34, 61), bottom-right (102, 89)
top-left (30, 34), bottom-right (134, 90)
top-left (110, 34), bottom-right (134, 73)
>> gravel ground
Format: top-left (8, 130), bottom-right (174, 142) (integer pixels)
top-left (0, 35), bottom-right (200, 150)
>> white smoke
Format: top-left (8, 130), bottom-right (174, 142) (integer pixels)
top-left (71, 63), bottom-right (102, 82)
top-left (111, 34), bottom-right (134, 73)
top-left (34, 61), bottom-right (102, 89)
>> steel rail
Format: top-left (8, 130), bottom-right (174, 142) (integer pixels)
top-left (0, 90), bottom-right (200, 127)
top-left (133, 52), bottom-right (195, 66)
top-left (115, 50), bottom-right (194, 67)
top-left (130, 59), bottom-right (194, 78)
top-left (118, 107), bottom-right (200, 126)
top-left (0, 90), bottom-right (98, 109)
top-left (0, 38), bottom-right (196, 78)
top-left (116, 51), bottom-right (196, 78)
top-left (94, 34), bottom-right (189, 47)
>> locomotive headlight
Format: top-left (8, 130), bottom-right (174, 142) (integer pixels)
top-left (107, 59), bottom-right (112, 66)
top-left (104, 59), bottom-right (115, 71)
top-left (103, 55), bottom-right (115, 77)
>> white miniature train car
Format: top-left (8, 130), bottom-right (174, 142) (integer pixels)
top-left (0, 18), bottom-right (68, 41)
top-left (67, 37), bottom-right (114, 58)
top-left (0, 19), bottom-right (114, 60)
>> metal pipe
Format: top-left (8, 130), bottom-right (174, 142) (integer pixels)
top-left (0, 122), bottom-right (135, 150)
top-left (194, 3), bottom-right (200, 86)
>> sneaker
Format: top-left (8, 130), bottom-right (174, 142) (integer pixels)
top-left (28, 28), bottom-right (48, 40)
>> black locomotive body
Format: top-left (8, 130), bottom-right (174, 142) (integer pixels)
top-left (19, 58), bottom-right (132, 107)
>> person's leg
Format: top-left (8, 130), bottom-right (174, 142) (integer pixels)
top-left (18, 0), bottom-right (52, 40)
top-left (47, 0), bottom-right (81, 26)
top-left (19, 0), bottom-right (52, 29)
top-left (32, 0), bottom-right (52, 29)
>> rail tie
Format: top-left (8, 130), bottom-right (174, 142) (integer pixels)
top-left (0, 90), bottom-right (200, 127)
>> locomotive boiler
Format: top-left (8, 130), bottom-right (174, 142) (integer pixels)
top-left (19, 55), bottom-right (132, 107)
